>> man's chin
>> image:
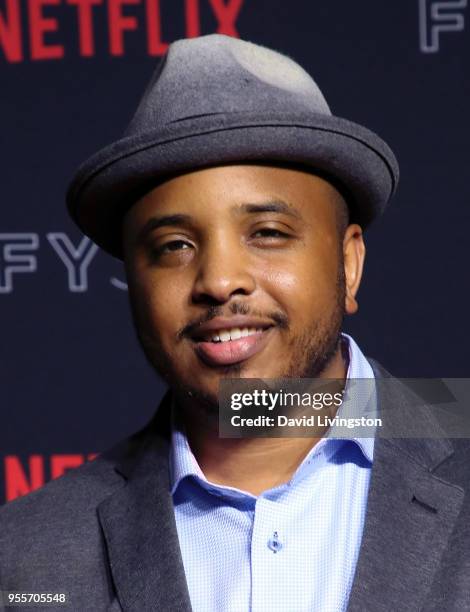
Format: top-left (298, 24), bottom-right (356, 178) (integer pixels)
top-left (174, 361), bottom-right (259, 418)
top-left (174, 384), bottom-right (220, 419)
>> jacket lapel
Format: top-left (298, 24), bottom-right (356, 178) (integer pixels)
top-left (347, 361), bottom-right (465, 612)
top-left (97, 394), bottom-right (192, 612)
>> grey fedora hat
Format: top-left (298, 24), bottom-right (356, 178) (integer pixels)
top-left (66, 34), bottom-right (399, 259)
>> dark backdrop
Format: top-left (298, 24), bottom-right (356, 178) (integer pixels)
top-left (1, 0), bottom-right (469, 503)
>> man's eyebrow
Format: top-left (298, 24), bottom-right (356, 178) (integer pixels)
top-left (137, 214), bottom-right (192, 242)
top-left (236, 200), bottom-right (303, 220)
top-left (136, 201), bottom-right (302, 242)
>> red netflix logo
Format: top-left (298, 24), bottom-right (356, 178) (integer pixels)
top-left (3, 454), bottom-right (97, 502)
top-left (0, 0), bottom-right (245, 62)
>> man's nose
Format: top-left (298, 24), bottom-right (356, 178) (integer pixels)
top-left (191, 237), bottom-right (256, 304)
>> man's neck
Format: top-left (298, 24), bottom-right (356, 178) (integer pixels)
top-left (178, 343), bottom-right (348, 496)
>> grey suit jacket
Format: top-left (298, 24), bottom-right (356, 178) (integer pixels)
top-left (1, 360), bottom-right (469, 612)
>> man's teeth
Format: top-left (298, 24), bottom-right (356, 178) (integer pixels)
top-left (208, 327), bottom-right (264, 342)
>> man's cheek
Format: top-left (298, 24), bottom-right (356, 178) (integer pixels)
top-left (262, 266), bottom-right (299, 292)
top-left (269, 265), bottom-right (310, 297)
top-left (141, 287), bottom-right (173, 320)
top-left (265, 259), bottom-right (324, 303)
top-left (134, 295), bottom-right (169, 345)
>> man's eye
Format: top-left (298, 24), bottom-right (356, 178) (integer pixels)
top-left (252, 228), bottom-right (289, 239)
top-left (153, 240), bottom-right (192, 256)
top-left (164, 240), bottom-right (191, 251)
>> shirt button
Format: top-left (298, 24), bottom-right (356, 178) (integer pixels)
top-left (268, 531), bottom-right (283, 553)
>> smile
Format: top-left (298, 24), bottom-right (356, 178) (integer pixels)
top-left (204, 327), bottom-right (265, 343)
top-left (193, 326), bottom-right (274, 367)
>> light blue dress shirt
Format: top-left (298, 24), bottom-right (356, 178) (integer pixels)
top-left (170, 333), bottom-right (375, 612)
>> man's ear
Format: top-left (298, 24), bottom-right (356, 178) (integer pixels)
top-left (342, 224), bottom-right (366, 315)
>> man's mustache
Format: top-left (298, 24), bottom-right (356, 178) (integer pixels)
top-left (178, 302), bottom-right (289, 340)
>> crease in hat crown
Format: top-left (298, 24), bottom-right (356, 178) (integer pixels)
top-left (67, 33), bottom-right (399, 259)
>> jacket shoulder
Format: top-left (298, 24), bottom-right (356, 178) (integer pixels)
top-left (0, 435), bottom-right (135, 594)
top-left (0, 442), bottom-right (124, 527)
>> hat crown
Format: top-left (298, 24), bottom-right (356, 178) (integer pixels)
top-left (68, 34), bottom-right (399, 259)
top-left (124, 34), bottom-right (331, 136)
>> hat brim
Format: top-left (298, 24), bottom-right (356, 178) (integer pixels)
top-left (66, 111), bottom-right (399, 259)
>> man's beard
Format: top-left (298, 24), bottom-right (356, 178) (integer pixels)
top-left (130, 260), bottom-right (346, 418)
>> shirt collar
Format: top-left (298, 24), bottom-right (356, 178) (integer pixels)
top-left (336, 333), bottom-right (376, 463)
top-left (169, 405), bottom-right (206, 496)
top-left (169, 333), bottom-right (375, 496)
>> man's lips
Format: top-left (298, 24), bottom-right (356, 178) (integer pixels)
top-left (186, 315), bottom-right (277, 367)
top-left (193, 327), bottom-right (274, 367)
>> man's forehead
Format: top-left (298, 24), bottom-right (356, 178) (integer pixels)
top-left (124, 164), bottom-right (344, 226)
top-left (133, 200), bottom-right (307, 240)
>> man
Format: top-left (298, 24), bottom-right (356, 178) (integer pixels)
top-left (1, 34), bottom-right (469, 612)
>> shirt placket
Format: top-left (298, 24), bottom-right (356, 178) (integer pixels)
top-left (250, 495), bottom-right (291, 612)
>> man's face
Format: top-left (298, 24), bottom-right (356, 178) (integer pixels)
top-left (123, 164), bottom-right (361, 410)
